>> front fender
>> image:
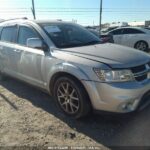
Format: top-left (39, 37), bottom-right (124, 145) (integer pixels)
top-left (46, 62), bottom-right (90, 90)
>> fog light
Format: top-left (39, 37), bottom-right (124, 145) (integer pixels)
top-left (122, 102), bottom-right (132, 110)
top-left (122, 100), bottom-right (138, 111)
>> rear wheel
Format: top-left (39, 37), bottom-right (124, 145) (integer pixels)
top-left (134, 41), bottom-right (149, 52)
top-left (53, 76), bottom-right (91, 119)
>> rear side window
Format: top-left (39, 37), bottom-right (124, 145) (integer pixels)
top-left (123, 28), bottom-right (144, 34)
top-left (1, 26), bottom-right (17, 43)
top-left (18, 26), bottom-right (39, 46)
top-left (109, 29), bottom-right (123, 35)
top-left (0, 27), bottom-right (2, 35)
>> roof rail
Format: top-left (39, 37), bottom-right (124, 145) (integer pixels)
top-left (1, 17), bottom-right (28, 22)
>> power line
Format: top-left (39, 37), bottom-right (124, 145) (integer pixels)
top-left (1, 7), bottom-right (150, 10)
top-left (1, 10), bottom-right (150, 13)
top-left (0, 11), bottom-right (150, 15)
top-left (1, 9), bottom-right (150, 12)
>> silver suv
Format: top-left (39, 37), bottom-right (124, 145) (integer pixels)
top-left (0, 19), bottom-right (150, 118)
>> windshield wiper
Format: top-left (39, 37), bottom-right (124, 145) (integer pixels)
top-left (59, 43), bottom-right (84, 48)
top-left (83, 40), bottom-right (101, 46)
top-left (59, 41), bottom-right (101, 48)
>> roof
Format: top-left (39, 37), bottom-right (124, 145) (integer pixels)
top-left (34, 19), bottom-right (73, 25)
top-left (0, 18), bottom-right (74, 26)
top-left (116, 26), bottom-right (143, 30)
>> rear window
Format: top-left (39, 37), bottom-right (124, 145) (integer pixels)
top-left (109, 29), bottom-right (123, 35)
top-left (123, 28), bottom-right (144, 34)
top-left (1, 26), bottom-right (17, 43)
top-left (0, 27), bottom-right (2, 38)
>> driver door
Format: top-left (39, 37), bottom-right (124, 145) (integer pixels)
top-left (16, 25), bottom-right (46, 88)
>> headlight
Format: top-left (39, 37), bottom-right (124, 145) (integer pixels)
top-left (94, 68), bottom-right (135, 82)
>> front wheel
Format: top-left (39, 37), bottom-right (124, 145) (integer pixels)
top-left (53, 76), bottom-right (91, 119)
top-left (134, 41), bottom-right (149, 52)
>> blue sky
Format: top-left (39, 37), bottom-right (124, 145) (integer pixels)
top-left (0, 0), bottom-right (150, 25)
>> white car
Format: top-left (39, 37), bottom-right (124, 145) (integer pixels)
top-left (108, 27), bottom-right (150, 52)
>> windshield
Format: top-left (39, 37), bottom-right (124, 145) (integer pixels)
top-left (39, 23), bottom-right (101, 48)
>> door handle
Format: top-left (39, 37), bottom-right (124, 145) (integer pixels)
top-left (14, 49), bottom-right (21, 53)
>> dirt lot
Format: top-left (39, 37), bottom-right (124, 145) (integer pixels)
top-left (0, 77), bottom-right (150, 149)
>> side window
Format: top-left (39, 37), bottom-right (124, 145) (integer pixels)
top-left (123, 28), bottom-right (144, 34)
top-left (1, 26), bottom-right (17, 43)
top-left (18, 26), bottom-right (39, 46)
top-left (0, 27), bottom-right (2, 38)
top-left (109, 29), bottom-right (123, 35)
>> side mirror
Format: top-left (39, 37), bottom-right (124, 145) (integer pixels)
top-left (27, 38), bottom-right (48, 52)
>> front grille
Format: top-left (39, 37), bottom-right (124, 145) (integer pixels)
top-left (131, 62), bottom-right (150, 82)
top-left (131, 64), bottom-right (146, 74)
top-left (135, 74), bottom-right (147, 82)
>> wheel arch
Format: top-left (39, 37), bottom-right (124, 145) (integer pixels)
top-left (47, 62), bottom-right (90, 93)
top-left (49, 72), bottom-right (88, 96)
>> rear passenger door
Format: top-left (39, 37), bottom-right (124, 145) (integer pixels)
top-left (0, 25), bottom-right (18, 75)
top-left (109, 29), bottom-right (124, 45)
top-left (121, 28), bottom-right (145, 47)
top-left (16, 24), bottom-right (45, 88)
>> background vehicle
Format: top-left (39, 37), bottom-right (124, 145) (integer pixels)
top-left (100, 33), bottom-right (114, 43)
top-left (144, 27), bottom-right (150, 30)
top-left (108, 27), bottom-right (150, 52)
top-left (88, 29), bottom-right (114, 43)
top-left (0, 19), bottom-right (150, 119)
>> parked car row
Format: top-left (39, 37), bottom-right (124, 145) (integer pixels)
top-left (88, 26), bottom-right (150, 52)
top-left (0, 19), bottom-right (150, 118)
top-left (87, 29), bottom-right (114, 43)
top-left (108, 27), bottom-right (150, 52)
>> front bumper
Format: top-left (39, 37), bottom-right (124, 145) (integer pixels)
top-left (82, 80), bottom-right (150, 113)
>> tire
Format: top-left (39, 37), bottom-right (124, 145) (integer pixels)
top-left (134, 41), bottom-right (149, 52)
top-left (53, 76), bottom-right (91, 119)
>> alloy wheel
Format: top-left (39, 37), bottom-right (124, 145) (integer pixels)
top-left (57, 82), bottom-right (80, 114)
top-left (135, 41), bottom-right (148, 51)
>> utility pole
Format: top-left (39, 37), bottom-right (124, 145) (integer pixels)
top-left (99, 0), bottom-right (103, 34)
top-left (31, 0), bottom-right (36, 19)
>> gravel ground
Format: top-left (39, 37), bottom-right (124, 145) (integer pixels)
top-left (0, 77), bottom-right (150, 149)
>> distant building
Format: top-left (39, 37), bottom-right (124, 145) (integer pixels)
top-left (0, 19), bottom-right (4, 23)
top-left (128, 21), bottom-right (145, 27)
top-left (128, 21), bottom-right (150, 27)
top-left (109, 22), bottom-right (128, 27)
top-left (102, 23), bottom-right (110, 28)
top-left (145, 20), bottom-right (150, 27)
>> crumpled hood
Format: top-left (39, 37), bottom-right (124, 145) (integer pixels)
top-left (60, 43), bottom-right (150, 68)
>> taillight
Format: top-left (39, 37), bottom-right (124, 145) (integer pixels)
top-left (101, 37), bottom-right (110, 42)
